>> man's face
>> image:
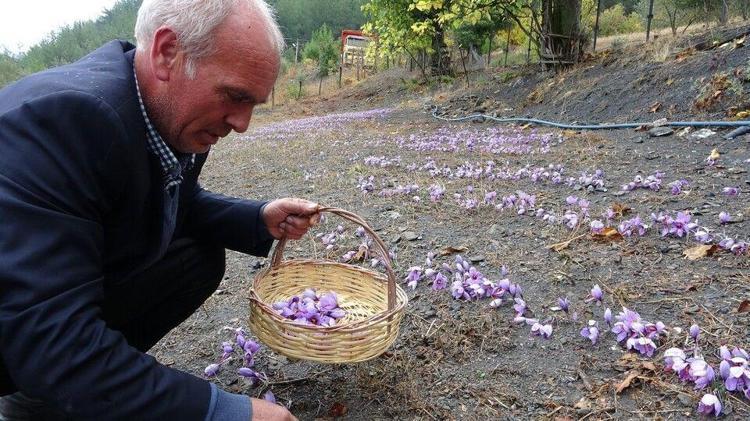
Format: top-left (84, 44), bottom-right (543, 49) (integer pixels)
top-left (162, 11), bottom-right (279, 154)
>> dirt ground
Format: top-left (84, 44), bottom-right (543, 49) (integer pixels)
top-left (151, 25), bottom-right (750, 420)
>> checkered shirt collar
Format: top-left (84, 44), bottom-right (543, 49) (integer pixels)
top-left (132, 62), bottom-right (195, 191)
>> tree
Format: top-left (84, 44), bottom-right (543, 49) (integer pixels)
top-left (0, 50), bottom-right (24, 88)
top-left (270, 0), bottom-right (368, 41)
top-left (363, 0), bottom-right (527, 77)
top-left (636, 0), bottom-right (701, 36)
top-left (303, 24), bottom-right (339, 76)
top-left (541, 0), bottom-right (583, 67)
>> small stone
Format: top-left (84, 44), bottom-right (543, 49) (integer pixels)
top-left (469, 255), bottom-right (485, 263)
top-left (391, 236), bottom-right (402, 244)
top-left (403, 231), bottom-right (419, 241)
top-left (690, 128), bottom-right (716, 139)
top-left (423, 309), bottom-right (437, 319)
top-left (677, 393), bottom-right (692, 406)
top-left (633, 138), bottom-right (644, 144)
top-left (648, 127), bottom-right (674, 137)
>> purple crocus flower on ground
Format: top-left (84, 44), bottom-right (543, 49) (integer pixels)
top-left (697, 394), bottom-right (722, 417)
top-left (590, 220), bottom-right (604, 234)
top-left (404, 266), bottom-right (423, 290)
top-left (263, 390), bottom-right (277, 404)
top-left (723, 186), bottom-right (739, 197)
top-left (626, 336), bottom-right (657, 357)
top-left (664, 347), bottom-right (687, 372)
top-left (604, 308), bottom-right (613, 327)
top-left (432, 272), bottom-right (448, 290)
top-left (719, 211), bottom-right (731, 224)
top-left (588, 284), bottom-right (603, 305)
top-left (580, 320), bottom-right (600, 344)
top-left (513, 297), bottom-right (527, 315)
top-left (690, 324), bottom-right (700, 341)
top-left (204, 363), bottom-right (220, 377)
top-left (552, 297), bottom-right (570, 313)
top-left (687, 358), bottom-right (715, 389)
top-left (531, 322), bottom-right (552, 339)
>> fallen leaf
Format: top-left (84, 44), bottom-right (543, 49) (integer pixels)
top-left (684, 244), bottom-right (719, 260)
top-left (708, 148), bottom-right (720, 161)
top-left (641, 362), bottom-right (657, 372)
top-left (649, 101), bottom-right (662, 113)
top-left (592, 227), bottom-right (623, 242)
top-left (738, 300), bottom-right (750, 313)
top-left (666, 78), bottom-right (674, 86)
top-left (616, 370), bottom-right (642, 394)
top-left (438, 245), bottom-right (469, 256)
top-left (329, 402), bottom-right (348, 418)
top-left (574, 397), bottom-right (592, 410)
top-left (352, 244), bottom-right (369, 262)
top-left (612, 202), bottom-right (631, 217)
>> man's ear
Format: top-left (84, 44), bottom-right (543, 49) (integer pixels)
top-left (150, 27), bottom-right (181, 82)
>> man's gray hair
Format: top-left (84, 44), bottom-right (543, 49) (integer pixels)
top-left (135, 0), bottom-right (285, 78)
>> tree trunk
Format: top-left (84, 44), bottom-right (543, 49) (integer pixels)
top-left (541, 0), bottom-right (582, 69)
top-left (430, 28), bottom-right (451, 76)
top-left (719, 0), bottom-right (729, 25)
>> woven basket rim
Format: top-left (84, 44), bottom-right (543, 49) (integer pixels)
top-left (249, 258), bottom-right (408, 333)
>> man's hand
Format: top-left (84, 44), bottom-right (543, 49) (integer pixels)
top-left (262, 198), bottom-right (320, 240)
top-left (251, 398), bottom-right (297, 420)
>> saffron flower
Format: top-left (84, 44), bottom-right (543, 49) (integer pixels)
top-left (590, 220), bottom-right (604, 234)
top-left (580, 320), bottom-right (600, 344)
top-left (718, 346), bottom-right (750, 393)
top-left (531, 322), bottom-right (553, 339)
top-left (263, 390), bottom-right (276, 404)
top-left (204, 363), bottom-right (220, 377)
top-left (588, 284), bottom-right (603, 305)
top-left (618, 216), bottom-right (648, 237)
top-left (723, 186), bottom-right (739, 197)
top-left (697, 394), bottom-right (722, 417)
top-left (719, 211), bottom-right (731, 224)
top-left (611, 307), bottom-right (665, 357)
top-left (664, 348), bottom-right (687, 372)
top-left (405, 266), bottom-right (423, 290)
top-left (551, 297), bottom-right (570, 313)
top-left (432, 272), bottom-right (448, 290)
top-left (604, 308), bottom-right (613, 327)
top-left (690, 324), bottom-right (700, 341)
top-left (272, 289), bottom-right (347, 326)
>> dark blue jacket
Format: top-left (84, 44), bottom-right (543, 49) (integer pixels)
top-left (0, 40), bottom-right (273, 419)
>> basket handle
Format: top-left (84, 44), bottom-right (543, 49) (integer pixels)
top-left (269, 206), bottom-right (397, 311)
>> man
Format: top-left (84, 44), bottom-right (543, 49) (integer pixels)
top-left (0, 0), bottom-right (308, 419)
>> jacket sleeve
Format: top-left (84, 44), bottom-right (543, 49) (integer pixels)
top-left (184, 183), bottom-right (275, 257)
top-left (0, 91), bottom-right (211, 420)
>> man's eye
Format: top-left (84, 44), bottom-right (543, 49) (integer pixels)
top-left (226, 92), bottom-right (249, 103)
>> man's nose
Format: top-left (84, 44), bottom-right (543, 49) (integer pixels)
top-left (225, 105), bottom-right (254, 133)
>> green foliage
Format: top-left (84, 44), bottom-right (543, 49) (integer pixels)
top-left (286, 76), bottom-right (306, 99)
top-left (303, 24), bottom-right (339, 76)
top-left (0, 50), bottom-right (24, 87)
top-left (0, 0), bottom-right (141, 86)
top-left (362, 0), bottom-right (524, 76)
top-left (20, 0), bottom-right (141, 73)
top-left (270, 0), bottom-right (368, 41)
top-left (596, 4), bottom-right (643, 36)
top-left (635, 0), bottom-right (701, 35)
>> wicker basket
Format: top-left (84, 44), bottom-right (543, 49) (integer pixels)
top-left (248, 207), bottom-right (408, 363)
